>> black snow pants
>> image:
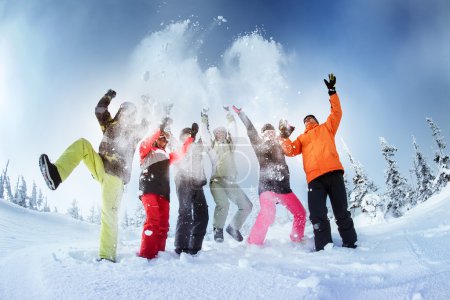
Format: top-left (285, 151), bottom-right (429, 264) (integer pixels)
top-left (174, 177), bottom-right (209, 254)
top-left (308, 170), bottom-right (357, 251)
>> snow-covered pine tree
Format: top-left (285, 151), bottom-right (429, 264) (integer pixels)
top-left (133, 203), bottom-right (146, 228)
top-left (380, 137), bottom-right (415, 217)
top-left (37, 189), bottom-right (44, 211)
top-left (342, 140), bottom-right (381, 218)
top-left (122, 208), bottom-right (130, 229)
top-left (412, 136), bottom-right (435, 203)
top-left (15, 176), bottom-right (28, 208)
top-left (29, 181), bottom-right (38, 210)
top-left (426, 118), bottom-right (450, 192)
top-left (0, 173), bottom-right (3, 200)
top-left (42, 198), bottom-right (51, 212)
top-left (67, 199), bottom-right (82, 220)
top-left (86, 205), bottom-right (97, 223)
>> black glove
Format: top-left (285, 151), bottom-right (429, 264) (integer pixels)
top-left (324, 73), bottom-right (336, 95)
top-left (105, 89), bottom-right (116, 99)
top-left (191, 122), bottom-right (199, 139)
top-left (160, 117), bottom-right (172, 132)
top-left (279, 119), bottom-right (295, 138)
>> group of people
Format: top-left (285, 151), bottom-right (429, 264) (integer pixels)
top-left (39, 73), bottom-right (357, 263)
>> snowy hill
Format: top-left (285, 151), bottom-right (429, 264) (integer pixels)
top-left (1, 187), bottom-right (450, 299)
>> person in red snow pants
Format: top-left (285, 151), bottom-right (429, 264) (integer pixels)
top-left (138, 117), bottom-right (194, 259)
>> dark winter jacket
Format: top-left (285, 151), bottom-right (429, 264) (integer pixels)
top-left (174, 140), bottom-right (207, 188)
top-left (139, 129), bottom-right (193, 201)
top-left (95, 95), bottom-right (149, 184)
top-left (237, 111), bottom-right (292, 195)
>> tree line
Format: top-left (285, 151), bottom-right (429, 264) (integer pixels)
top-left (343, 117), bottom-right (450, 220)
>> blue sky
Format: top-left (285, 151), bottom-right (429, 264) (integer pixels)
top-left (1, 0), bottom-right (450, 214)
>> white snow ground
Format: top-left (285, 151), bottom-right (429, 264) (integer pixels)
top-left (1, 186), bottom-right (450, 300)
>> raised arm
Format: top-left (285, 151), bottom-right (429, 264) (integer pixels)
top-left (280, 136), bottom-right (302, 157)
top-left (233, 106), bottom-right (261, 146)
top-left (139, 129), bottom-right (160, 160)
top-left (323, 73), bottom-right (342, 135)
top-left (169, 136), bottom-right (194, 164)
top-left (95, 89), bottom-right (116, 133)
top-left (199, 111), bottom-right (213, 150)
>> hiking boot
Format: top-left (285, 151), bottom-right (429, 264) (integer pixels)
top-left (39, 154), bottom-right (62, 190)
top-left (342, 243), bottom-right (357, 249)
top-left (226, 225), bottom-right (243, 242)
top-left (213, 227), bottom-right (224, 243)
top-left (96, 257), bottom-right (116, 263)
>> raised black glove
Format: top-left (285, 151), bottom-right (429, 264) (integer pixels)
top-left (160, 117), bottom-right (172, 132)
top-left (191, 122), bottom-right (199, 139)
top-left (279, 119), bottom-right (295, 138)
top-left (324, 73), bottom-right (336, 95)
top-left (105, 89), bottom-right (116, 99)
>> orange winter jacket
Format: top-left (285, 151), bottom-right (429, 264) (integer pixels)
top-left (281, 93), bottom-right (344, 183)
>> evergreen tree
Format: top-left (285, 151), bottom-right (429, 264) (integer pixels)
top-left (134, 203), bottom-right (146, 228)
top-left (426, 118), bottom-right (450, 192)
top-left (342, 141), bottom-right (381, 218)
top-left (122, 208), bottom-right (130, 229)
top-left (380, 137), bottom-right (415, 217)
top-left (15, 176), bottom-right (28, 208)
top-left (42, 198), bottom-right (51, 212)
top-left (29, 181), bottom-right (38, 210)
top-left (0, 173), bottom-right (3, 200)
top-left (1, 161), bottom-right (9, 200)
top-left (37, 189), bottom-right (44, 211)
top-left (86, 205), bottom-right (101, 224)
top-left (3, 175), bottom-right (13, 202)
top-left (67, 199), bottom-right (82, 220)
top-left (412, 136), bottom-right (435, 203)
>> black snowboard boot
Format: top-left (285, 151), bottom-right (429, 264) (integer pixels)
top-left (39, 154), bottom-right (62, 190)
top-left (226, 225), bottom-right (243, 242)
top-left (213, 227), bottom-right (224, 243)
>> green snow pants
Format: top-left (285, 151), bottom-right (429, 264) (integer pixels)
top-left (210, 177), bottom-right (252, 230)
top-left (54, 138), bottom-right (124, 261)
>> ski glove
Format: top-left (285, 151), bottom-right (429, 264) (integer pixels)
top-left (324, 73), bottom-right (336, 95)
top-left (279, 119), bottom-right (295, 138)
top-left (232, 105), bottom-right (241, 114)
top-left (201, 111), bottom-right (209, 129)
top-left (105, 89), bottom-right (116, 99)
top-left (160, 117), bottom-right (172, 132)
top-left (191, 122), bottom-right (199, 139)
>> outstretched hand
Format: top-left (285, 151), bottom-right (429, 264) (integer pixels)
top-left (324, 73), bottom-right (336, 95)
top-left (105, 89), bottom-right (116, 99)
top-left (232, 105), bottom-right (241, 114)
top-left (279, 119), bottom-right (295, 138)
top-left (191, 122), bottom-right (199, 139)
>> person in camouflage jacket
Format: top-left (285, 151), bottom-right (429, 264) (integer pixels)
top-left (39, 89), bottom-right (149, 262)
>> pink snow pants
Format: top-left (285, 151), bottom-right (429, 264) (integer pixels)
top-left (248, 191), bottom-right (306, 245)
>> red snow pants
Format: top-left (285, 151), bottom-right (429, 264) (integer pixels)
top-left (139, 193), bottom-right (170, 259)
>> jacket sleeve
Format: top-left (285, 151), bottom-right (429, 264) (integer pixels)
top-left (237, 111), bottom-right (262, 146)
top-left (139, 129), bottom-right (160, 160)
top-left (280, 136), bottom-right (302, 157)
top-left (226, 112), bottom-right (238, 151)
top-left (95, 95), bottom-right (113, 133)
top-left (170, 137), bottom-right (194, 164)
top-left (325, 93), bottom-right (342, 135)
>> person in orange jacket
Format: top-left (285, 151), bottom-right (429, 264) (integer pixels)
top-left (280, 73), bottom-right (357, 251)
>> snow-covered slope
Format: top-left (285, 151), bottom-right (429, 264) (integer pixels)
top-left (1, 187), bottom-right (450, 299)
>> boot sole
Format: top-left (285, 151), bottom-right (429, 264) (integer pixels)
top-left (39, 155), bottom-right (56, 190)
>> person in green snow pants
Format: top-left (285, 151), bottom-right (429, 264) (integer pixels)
top-left (39, 89), bottom-right (149, 262)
